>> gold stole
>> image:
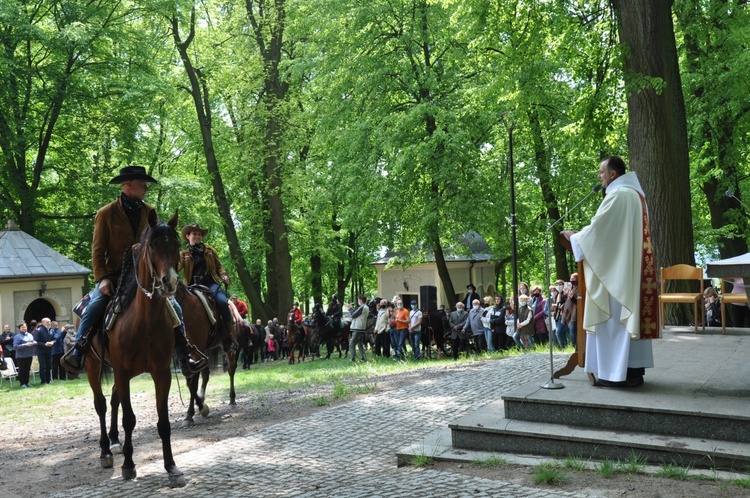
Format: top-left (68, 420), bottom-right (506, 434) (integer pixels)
top-left (639, 194), bottom-right (659, 339)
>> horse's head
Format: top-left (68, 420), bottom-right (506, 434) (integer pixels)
top-left (139, 209), bottom-right (180, 298)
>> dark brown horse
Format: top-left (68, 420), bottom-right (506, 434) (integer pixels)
top-left (174, 283), bottom-right (239, 425)
top-left (85, 210), bottom-right (186, 487)
top-left (286, 312), bottom-right (307, 364)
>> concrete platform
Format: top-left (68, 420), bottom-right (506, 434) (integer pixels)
top-left (398, 326), bottom-right (750, 472)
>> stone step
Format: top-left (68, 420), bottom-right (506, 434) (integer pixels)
top-left (449, 400), bottom-right (750, 471)
top-left (501, 371), bottom-right (750, 443)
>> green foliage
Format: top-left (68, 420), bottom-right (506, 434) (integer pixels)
top-left (596, 459), bottom-right (617, 478)
top-left (562, 454), bottom-right (588, 471)
top-left (655, 463), bottom-right (693, 481)
top-left (533, 462), bottom-right (568, 485)
top-left (411, 454), bottom-right (435, 467)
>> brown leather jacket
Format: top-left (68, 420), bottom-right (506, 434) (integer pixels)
top-left (178, 244), bottom-right (230, 286)
top-left (91, 196), bottom-right (155, 283)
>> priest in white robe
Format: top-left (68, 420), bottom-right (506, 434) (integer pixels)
top-left (562, 156), bottom-right (659, 387)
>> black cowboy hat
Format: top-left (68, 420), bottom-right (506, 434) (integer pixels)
top-left (109, 165), bottom-right (158, 185)
top-left (466, 283), bottom-right (476, 291)
top-left (181, 223), bottom-right (209, 241)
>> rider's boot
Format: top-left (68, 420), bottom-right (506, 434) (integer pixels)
top-left (61, 329), bottom-right (93, 373)
top-left (174, 328), bottom-right (208, 377)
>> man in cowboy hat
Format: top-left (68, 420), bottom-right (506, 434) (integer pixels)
top-left (178, 223), bottom-right (236, 345)
top-left (62, 166), bottom-right (207, 376)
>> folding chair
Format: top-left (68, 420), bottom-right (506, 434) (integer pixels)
top-left (1, 357), bottom-right (19, 388)
top-left (30, 356), bottom-right (40, 384)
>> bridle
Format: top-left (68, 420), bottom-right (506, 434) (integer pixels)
top-left (133, 243), bottom-right (161, 299)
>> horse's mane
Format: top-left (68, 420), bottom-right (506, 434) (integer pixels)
top-left (114, 220), bottom-right (177, 313)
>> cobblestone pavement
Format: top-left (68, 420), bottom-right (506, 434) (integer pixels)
top-left (51, 354), bottom-right (600, 498)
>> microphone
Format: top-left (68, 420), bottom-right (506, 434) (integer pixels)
top-left (725, 189), bottom-right (750, 212)
top-left (548, 184), bottom-right (602, 232)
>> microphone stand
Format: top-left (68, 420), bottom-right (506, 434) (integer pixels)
top-left (541, 185), bottom-right (601, 390)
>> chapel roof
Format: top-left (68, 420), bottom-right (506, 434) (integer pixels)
top-left (371, 231), bottom-right (492, 265)
top-left (0, 219), bottom-right (91, 278)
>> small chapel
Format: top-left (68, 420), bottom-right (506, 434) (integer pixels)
top-left (0, 219), bottom-right (91, 328)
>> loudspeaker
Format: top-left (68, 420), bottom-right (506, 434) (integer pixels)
top-left (420, 285), bottom-right (437, 311)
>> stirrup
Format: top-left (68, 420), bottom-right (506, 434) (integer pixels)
top-left (61, 349), bottom-right (86, 373)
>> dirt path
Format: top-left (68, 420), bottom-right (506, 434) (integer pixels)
top-left (1, 362), bottom-right (746, 498)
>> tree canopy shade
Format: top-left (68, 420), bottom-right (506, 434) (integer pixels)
top-left (1, 0), bottom-right (747, 321)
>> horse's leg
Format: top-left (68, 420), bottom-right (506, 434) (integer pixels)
top-left (198, 368), bottom-right (211, 415)
top-left (109, 385), bottom-right (122, 454)
top-left (153, 368), bottom-right (186, 488)
top-left (226, 348), bottom-right (237, 406)
top-left (183, 373), bottom-right (199, 426)
top-left (117, 376), bottom-right (137, 481)
top-left (87, 357), bottom-right (113, 469)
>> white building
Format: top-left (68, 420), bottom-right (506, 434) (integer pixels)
top-left (0, 219), bottom-right (91, 328)
top-left (372, 232), bottom-right (497, 310)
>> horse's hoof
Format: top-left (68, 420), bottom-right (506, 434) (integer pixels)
top-left (101, 455), bottom-right (114, 469)
top-left (122, 467), bottom-right (137, 480)
top-left (110, 443), bottom-right (122, 454)
top-left (181, 418), bottom-right (195, 428)
top-left (168, 472), bottom-right (187, 488)
top-left (200, 405), bottom-right (210, 417)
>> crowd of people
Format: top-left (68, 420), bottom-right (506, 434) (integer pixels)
top-left (1, 320), bottom-right (78, 388)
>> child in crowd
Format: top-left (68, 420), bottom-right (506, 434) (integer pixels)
top-left (265, 334), bottom-right (276, 361)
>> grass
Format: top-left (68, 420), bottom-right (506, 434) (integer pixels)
top-left (596, 459), bottom-right (617, 478)
top-left (616, 452), bottom-right (647, 474)
top-left (562, 454), bottom-right (588, 471)
top-left (731, 477), bottom-right (750, 490)
top-left (0, 352), bottom-right (483, 422)
top-left (654, 463), bottom-right (693, 481)
top-left (411, 453), bottom-right (435, 467)
top-left (533, 463), bottom-right (568, 485)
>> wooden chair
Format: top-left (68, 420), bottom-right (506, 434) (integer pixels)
top-left (660, 264), bottom-right (704, 333)
top-left (720, 278), bottom-right (749, 335)
top-left (1, 357), bottom-right (19, 388)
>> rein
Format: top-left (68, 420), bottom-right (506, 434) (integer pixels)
top-left (132, 243), bottom-right (162, 299)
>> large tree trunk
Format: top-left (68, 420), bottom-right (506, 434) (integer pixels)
top-left (612, 0), bottom-right (695, 325)
top-left (246, 0), bottom-right (295, 322)
top-left (528, 108), bottom-right (568, 282)
top-left (171, 10), bottom-right (270, 322)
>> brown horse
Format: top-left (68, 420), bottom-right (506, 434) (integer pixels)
top-left (174, 283), bottom-right (238, 425)
top-left (286, 312), bottom-right (307, 364)
top-left (85, 210), bottom-right (186, 487)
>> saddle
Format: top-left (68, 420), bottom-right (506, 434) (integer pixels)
top-left (187, 284), bottom-right (218, 326)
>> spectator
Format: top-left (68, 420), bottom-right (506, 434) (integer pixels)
top-left (50, 321), bottom-right (67, 381)
top-left (253, 319), bottom-right (265, 364)
top-left (408, 300), bottom-right (422, 360)
top-left (704, 287), bottom-right (721, 328)
top-left (374, 300), bottom-right (390, 357)
top-left (516, 294), bottom-right (535, 348)
top-left (462, 299), bottom-right (485, 354)
top-left (231, 295), bottom-right (249, 319)
top-left (63, 325), bottom-right (78, 379)
top-left (518, 282), bottom-right (530, 297)
top-left (265, 334), bottom-right (276, 361)
top-left (505, 304), bottom-right (520, 348)
top-left (348, 294), bottom-right (369, 362)
top-left (280, 325), bottom-right (289, 359)
top-left (530, 286), bottom-right (549, 346)
top-left (392, 298), bottom-right (410, 361)
top-left (550, 280), bottom-right (568, 348)
top-left (449, 302), bottom-right (469, 360)
top-left (1, 324), bottom-right (15, 362)
top-left (487, 295), bottom-right (506, 352)
top-left (563, 275), bottom-right (578, 348)
top-left (464, 284), bottom-right (480, 310)
top-left (33, 317), bottom-right (55, 384)
top-left (13, 322), bottom-right (36, 388)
